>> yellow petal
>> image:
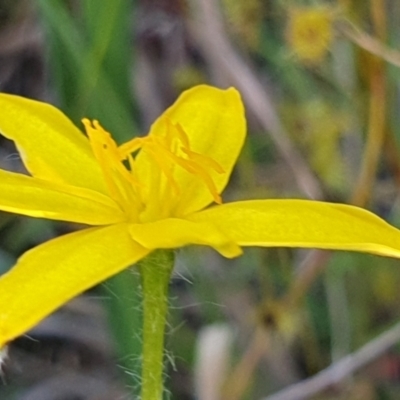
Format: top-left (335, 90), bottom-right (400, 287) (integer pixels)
top-left (0, 93), bottom-right (107, 193)
top-left (129, 218), bottom-right (242, 258)
top-left (0, 169), bottom-right (124, 225)
top-left (0, 224), bottom-right (149, 348)
top-left (188, 200), bottom-right (400, 258)
top-left (135, 85), bottom-right (246, 216)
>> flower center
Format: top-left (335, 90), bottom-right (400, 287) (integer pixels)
top-left (83, 118), bottom-right (224, 221)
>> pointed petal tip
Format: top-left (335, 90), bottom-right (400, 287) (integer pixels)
top-left (188, 199), bottom-right (400, 259)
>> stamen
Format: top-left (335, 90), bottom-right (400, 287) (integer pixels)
top-left (172, 122), bottom-right (191, 150)
top-left (83, 118), bottom-right (142, 217)
top-left (144, 143), bottom-right (180, 195)
top-left (171, 155), bottom-right (222, 204)
top-left (114, 116), bottom-right (225, 206)
top-left (174, 121), bottom-right (225, 175)
top-left (146, 122), bottom-right (223, 204)
top-left (83, 119), bottom-right (140, 187)
top-left (83, 118), bottom-right (121, 201)
top-left (182, 148), bottom-right (225, 174)
top-left (164, 119), bottom-right (176, 149)
top-left (118, 137), bottom-right (145, 160)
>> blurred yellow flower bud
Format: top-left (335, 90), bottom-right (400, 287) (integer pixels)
top-left (286, 7), bottom-right (335, 65)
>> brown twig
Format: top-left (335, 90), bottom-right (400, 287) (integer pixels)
top-left (339, 22), bottom-right (400, 69)
top-left (283, 249), bottom-right (332, 307)
top-left (221, 328), bottom-right (270, 400)
top-left (349, 0), bottom-right (387, 207)
top-left (262, 320), bottom-right (400, 400)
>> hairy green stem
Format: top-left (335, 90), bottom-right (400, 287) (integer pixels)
top-left (102, 270), bottom-right (142, 391)
top-left (139, 250), bottom-right (174, 400)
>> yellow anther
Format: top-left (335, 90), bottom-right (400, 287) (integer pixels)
top-left (118, 137), bottom-right (145, 160)
top-left (83, 119), bottom-right (140, 195)
top-left (182, 147), bottom-right (225, 174)
top-left (164, 119), bottom-right (176, 149)
top-left (172, 121), bottom-right (191, 150)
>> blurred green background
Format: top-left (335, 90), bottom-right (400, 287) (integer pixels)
top-left (2, 0), bottom-right (400, 399)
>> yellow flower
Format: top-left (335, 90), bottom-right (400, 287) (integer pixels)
top-left (286, 7), bottom-right (334, 65)
top-left (1, 85), bottom-right (400, 348)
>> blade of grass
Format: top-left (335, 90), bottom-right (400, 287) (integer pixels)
top-left (36, 0), bottom-right (136, 141)
top-left (82, 0), bottom-right (132, 109)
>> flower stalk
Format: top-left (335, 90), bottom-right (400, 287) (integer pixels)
top-left (139, 250), bottom-right (175, 400)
